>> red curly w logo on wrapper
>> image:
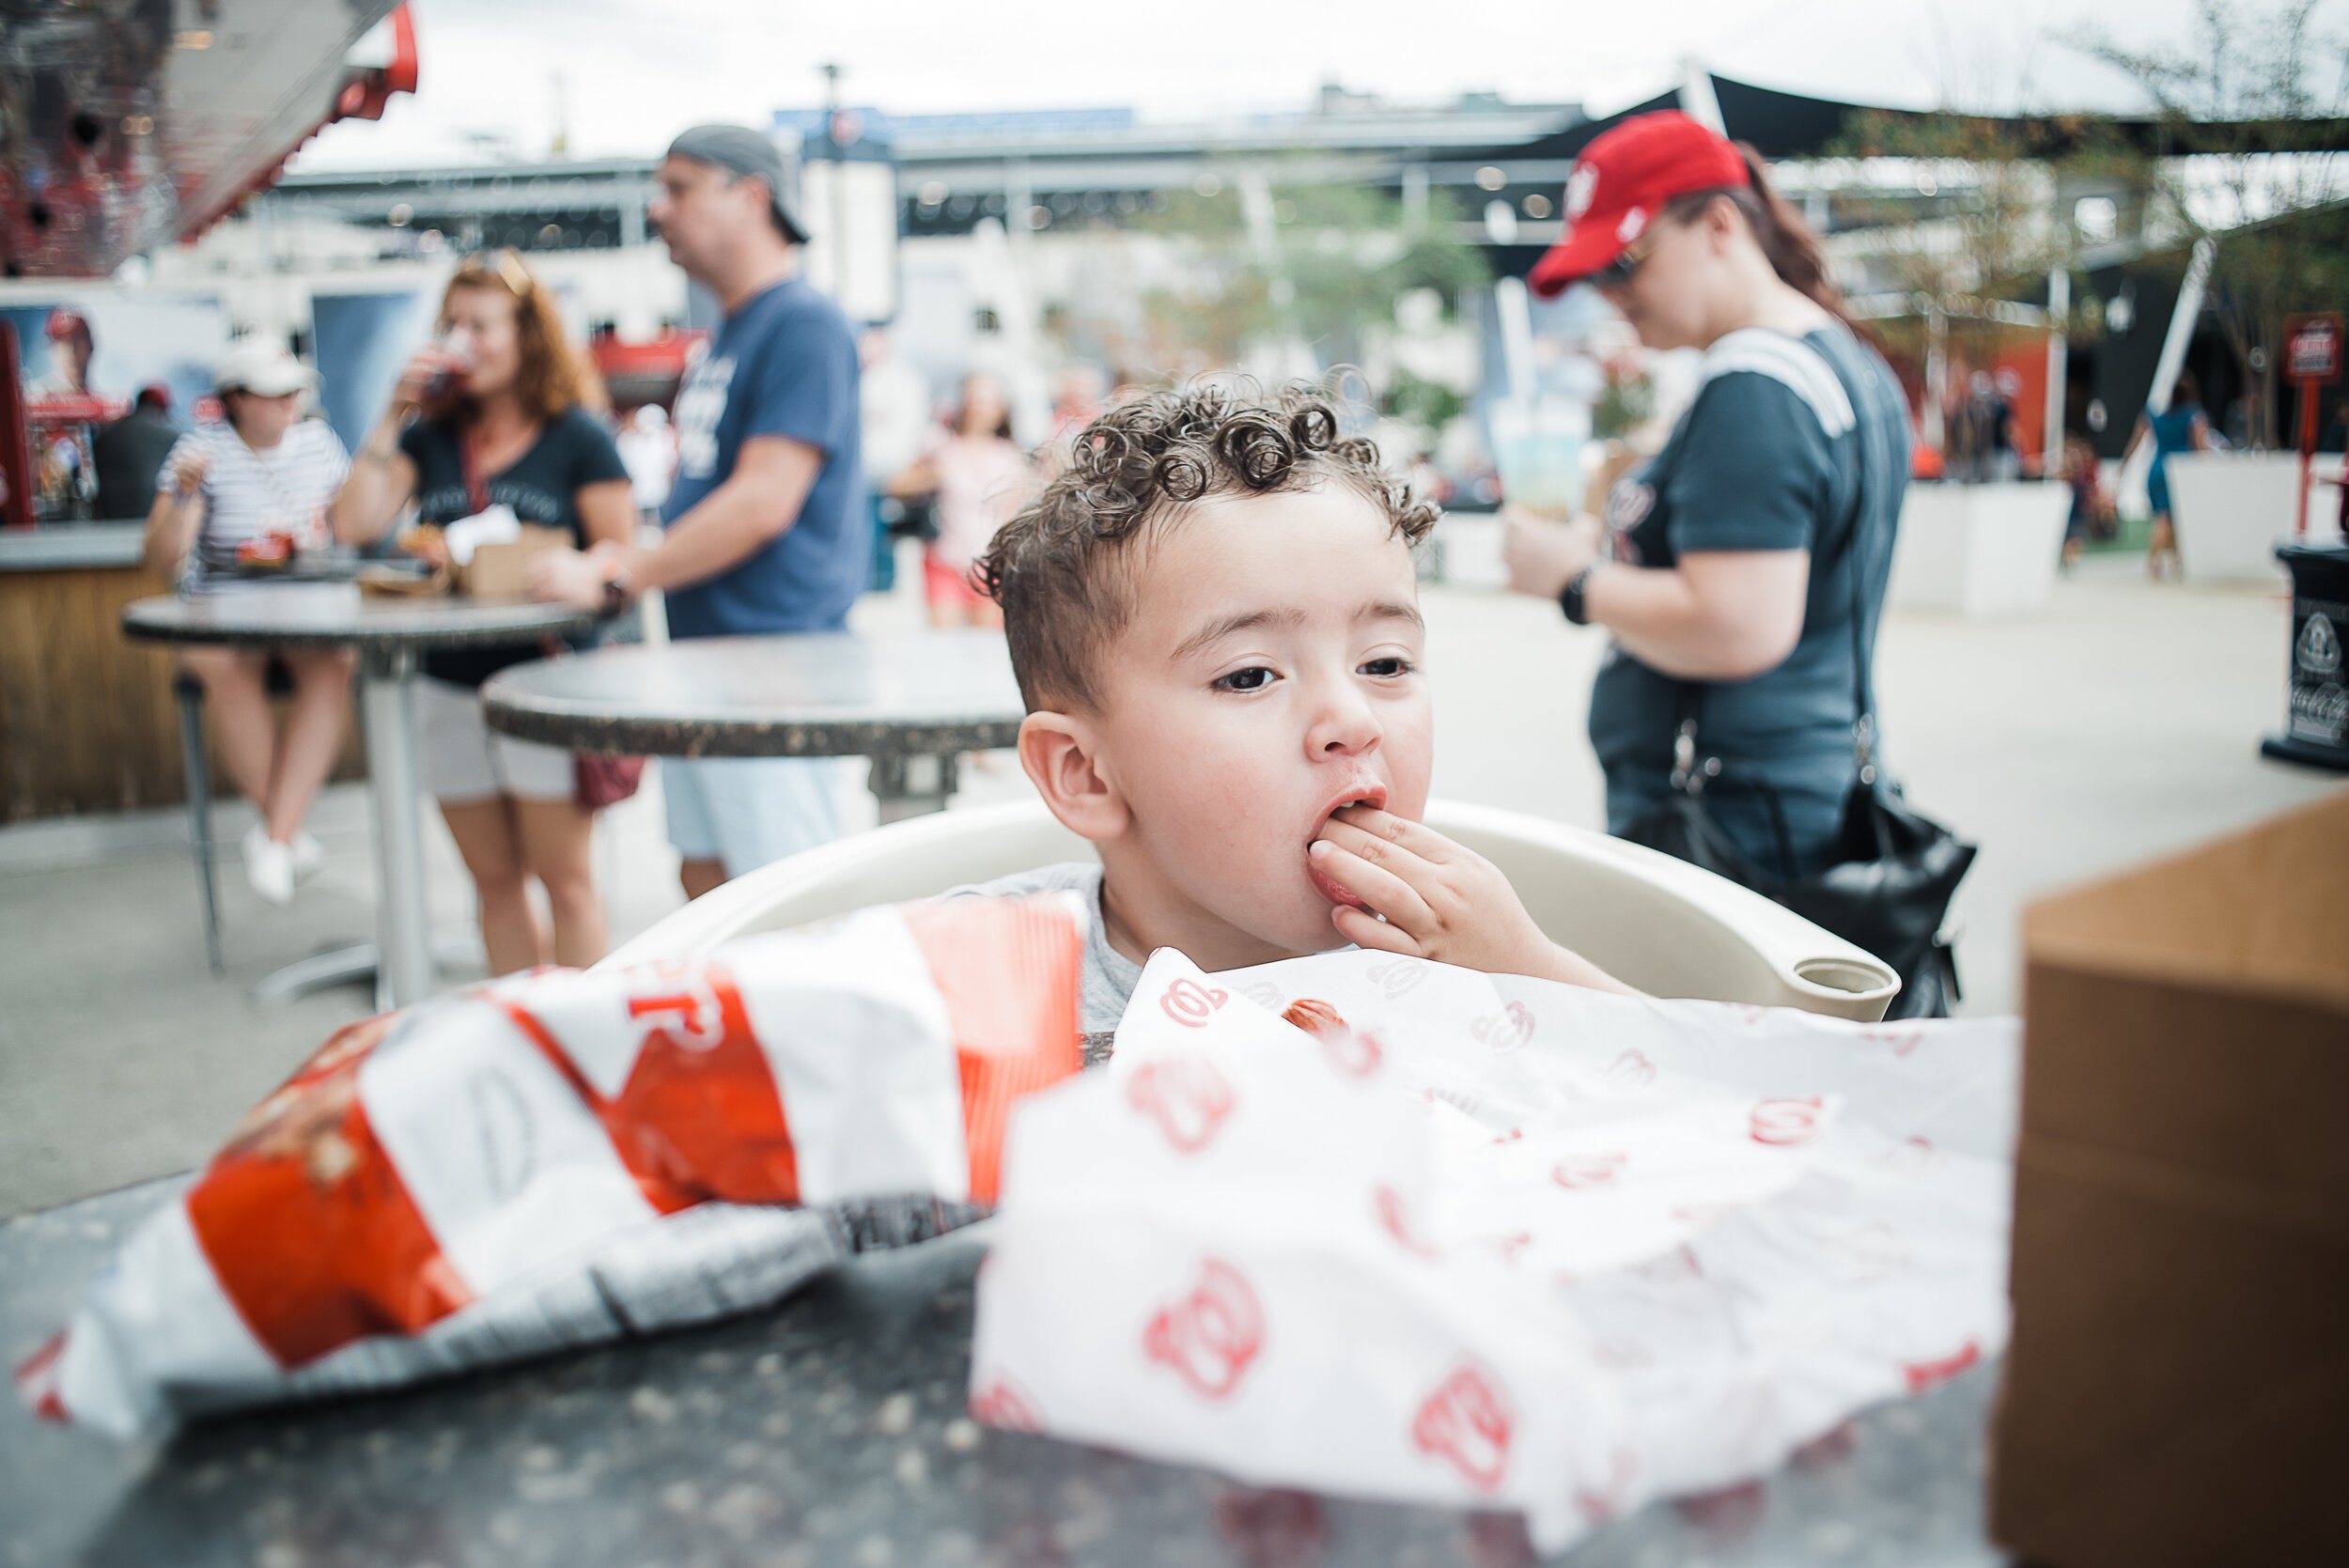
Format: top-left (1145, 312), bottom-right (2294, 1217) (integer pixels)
top-left (1126, 1056), bottom-right (1237, 1155)
top-left (1902, 1338), bottom-right (1981, 1392)
top-left (1143, 1258), bottom-right (1265, 1402)
top-left (1750, 1096), bottom-right (1825, 1147)
top-left (1159, 977), bottom-right (1228, 1028)
top-left (969, 1374), bottom-right (1044, 1431)
top-left (1410, 1360), bottom-right (1515, 1493)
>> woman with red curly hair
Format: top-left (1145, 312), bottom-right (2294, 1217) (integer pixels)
top-left (334, 249), bottom-right (632, 974)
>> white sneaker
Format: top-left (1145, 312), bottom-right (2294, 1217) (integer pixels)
top-left (242, 824), bottom-right (295, 908)
top-left (289, 831), bottom-right (327, 884)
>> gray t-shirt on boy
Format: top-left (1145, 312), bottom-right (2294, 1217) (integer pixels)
top-left (944, 862), bottom-right (1141, 1040)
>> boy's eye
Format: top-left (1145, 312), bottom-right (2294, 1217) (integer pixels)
top-left (1360, 656), bottom-right (1415, 678)
top-left (1214, 666), bottom-right (1278, 693)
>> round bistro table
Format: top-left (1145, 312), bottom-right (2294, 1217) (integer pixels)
top-left (124, 588), bottom-right (599, 1009)
top-left (481, 629), bottom-right (1027, 823)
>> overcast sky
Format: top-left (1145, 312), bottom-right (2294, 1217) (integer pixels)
top-left (295, 0), bottom-right (2343, 171)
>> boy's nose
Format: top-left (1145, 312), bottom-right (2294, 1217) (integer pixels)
top-left (1307, 688), bottom-right (1381, 758)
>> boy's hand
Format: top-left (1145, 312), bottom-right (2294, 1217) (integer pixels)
top-left (1308, 806), bottom-right (1638, 995)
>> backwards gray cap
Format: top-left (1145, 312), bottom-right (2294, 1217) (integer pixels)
top-left (664, 124), bottom-right (810, 244)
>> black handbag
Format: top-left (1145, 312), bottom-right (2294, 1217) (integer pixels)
top-left (1617, 339), bottom-right (1975, 1020)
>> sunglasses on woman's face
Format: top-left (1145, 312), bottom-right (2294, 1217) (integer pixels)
top-left (1587, 231), bottom-right (1657, 291)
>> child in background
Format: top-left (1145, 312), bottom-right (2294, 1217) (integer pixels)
top-left (901, 374), bottom-right (1034, 629)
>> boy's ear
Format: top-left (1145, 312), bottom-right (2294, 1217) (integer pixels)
top-left (1017, 710), bottom-right (1129, 844)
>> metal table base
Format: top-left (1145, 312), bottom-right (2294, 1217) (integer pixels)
top-left (249, 929), bottom-right (488, 1013)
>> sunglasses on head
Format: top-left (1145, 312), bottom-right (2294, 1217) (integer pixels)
top-left (1586, 230), bottom-right (1657, 291)
top-left (459, 247), bottom-right (537, 299)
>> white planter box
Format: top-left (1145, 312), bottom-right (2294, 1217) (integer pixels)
top-left (1430, 511), bottom-right (1508, 590)
top-left (2167, 452), bottom-right (2329, 586)
top-left (1888, 481), bottom-right (2071, 616)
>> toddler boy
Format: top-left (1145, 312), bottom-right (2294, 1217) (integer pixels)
top-left (965, 382), bottom-right (1629, 1033)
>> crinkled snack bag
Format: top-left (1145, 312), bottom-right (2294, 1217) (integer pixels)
top-left (18, 895), bottom-right (1081, 1437)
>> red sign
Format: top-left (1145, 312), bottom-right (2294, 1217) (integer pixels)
top-left (2284, 313), bottom-right (2342, 385)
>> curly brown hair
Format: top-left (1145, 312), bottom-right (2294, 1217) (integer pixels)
top-left (974, 380), bottom-right (1437, 712)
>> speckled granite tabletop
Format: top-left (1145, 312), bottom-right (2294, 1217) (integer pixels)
top-left (122, 592), bottom-right (598, 653)
top-left (1, 1177), bottom-right (2010, 1568)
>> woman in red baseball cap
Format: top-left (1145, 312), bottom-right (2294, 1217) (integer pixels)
top-left (1499, 112), bottom-right (1919, 916)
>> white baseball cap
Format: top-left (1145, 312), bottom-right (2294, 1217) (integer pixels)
top-left (214, 340), bottom-right (315, 398)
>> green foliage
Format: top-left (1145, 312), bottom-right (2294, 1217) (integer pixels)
top-left (2066, 0), bottom-right (2349, 445)
top-left (1135, 164), bottom-right (1489, 370)
top-left (1382, 366), bottom-right (1465, 433)
top-left (1827, 109), bottom-right (2093, 353)
top-left (1591, 372), bottom-right (1654, 442)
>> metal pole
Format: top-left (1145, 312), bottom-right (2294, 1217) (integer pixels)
top-left (822, 62), bottom-right (848, 301)
top-left (360, 644), bottom-right (434, 1007)
top-left (2297, 380), bottom-right (2316, 537)
top-left (1678, 57), bottom-right (1727, 134)
top-left (869, 753), bottom-right (957, 823)
top-left (2044, 267), bottom-right (2069, 479)
top-left (2148, 237), bottom-right (2216, 415)
top-left (1923, 306), bottom-right (1948, 454)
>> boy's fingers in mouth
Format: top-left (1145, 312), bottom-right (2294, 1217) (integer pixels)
top-left (1314, 813), bottom-right (1436, 877)
top-left (1307, 839), bottom-right (1435, 933)
top-left (1331, 901), bottom-right (1420, 955)
top-left (1326, 804), bottom-right (1455, 862)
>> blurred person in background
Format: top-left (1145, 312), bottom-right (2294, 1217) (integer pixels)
top-left (2060, 430), bottom-right (2116, 568)
top-left (2123, 368), bottom-right (2211, 582)
top-left (1500, 111), bottom-right (1911, 883)
top-left (1987, 369), bottom-right (2024, 482)
top-left (28, 307), bottom-right (95, 401)
top-left (616, 404), bottom-right (677, 529)
top-left (334, 247), bottom-right (632, 973)
top-left (142, 341), bottom-right (353, 907)
top-left (527, 123), bottom-right (865, 897)
top-left (860, 325), bottom-right (932, 596)
top-left (895, 373), bottom-right (1033, 630)
top-left (1039, 362), bottom-right (1108, 478)
top-left (95, 383), bottom-right (180, 520)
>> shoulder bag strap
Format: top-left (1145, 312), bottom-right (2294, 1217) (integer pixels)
top-left (1828, 329), bottom-right (1898, 787)
top-left (1672, 328), bottom-right (1886, 793)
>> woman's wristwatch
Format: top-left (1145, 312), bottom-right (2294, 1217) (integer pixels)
top-left (1559, 564), bottom-right (1598, 626)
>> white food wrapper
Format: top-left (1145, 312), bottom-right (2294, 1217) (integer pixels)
top-left (443, 503), bottom-right (521, 565)
top-left (970, 950), bottom-right (2016, 1552)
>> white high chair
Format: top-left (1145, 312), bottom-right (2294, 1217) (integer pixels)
top-left (601, 800), bottom-right (1899, 1022)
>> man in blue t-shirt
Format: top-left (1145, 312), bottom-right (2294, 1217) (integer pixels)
top-left (535, 123), bottom-right (867, 897)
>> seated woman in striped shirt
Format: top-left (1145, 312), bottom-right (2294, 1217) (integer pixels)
top-left (141, 341), bottom-right (354, 908)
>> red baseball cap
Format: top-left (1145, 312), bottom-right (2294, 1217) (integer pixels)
top-left (45, 306), bottom-right (91, 340)
top-left (1527, 111), bottom-right (1750, 298)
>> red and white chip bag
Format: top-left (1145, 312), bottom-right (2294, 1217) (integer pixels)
top-left (19, 895), bottom-right (1081, 1437)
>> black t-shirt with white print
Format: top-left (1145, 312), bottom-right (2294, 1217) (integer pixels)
top-left (399, 407), bottom-right (629, 688)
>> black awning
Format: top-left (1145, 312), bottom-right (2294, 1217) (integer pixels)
top-left (1466, 71), bottom-right (2349, 166)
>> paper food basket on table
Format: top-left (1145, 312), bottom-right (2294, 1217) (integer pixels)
top-left (972, 949), bottom-right (2018, 1553)
top-left (19, 895), bottom-right (1084, 1437)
